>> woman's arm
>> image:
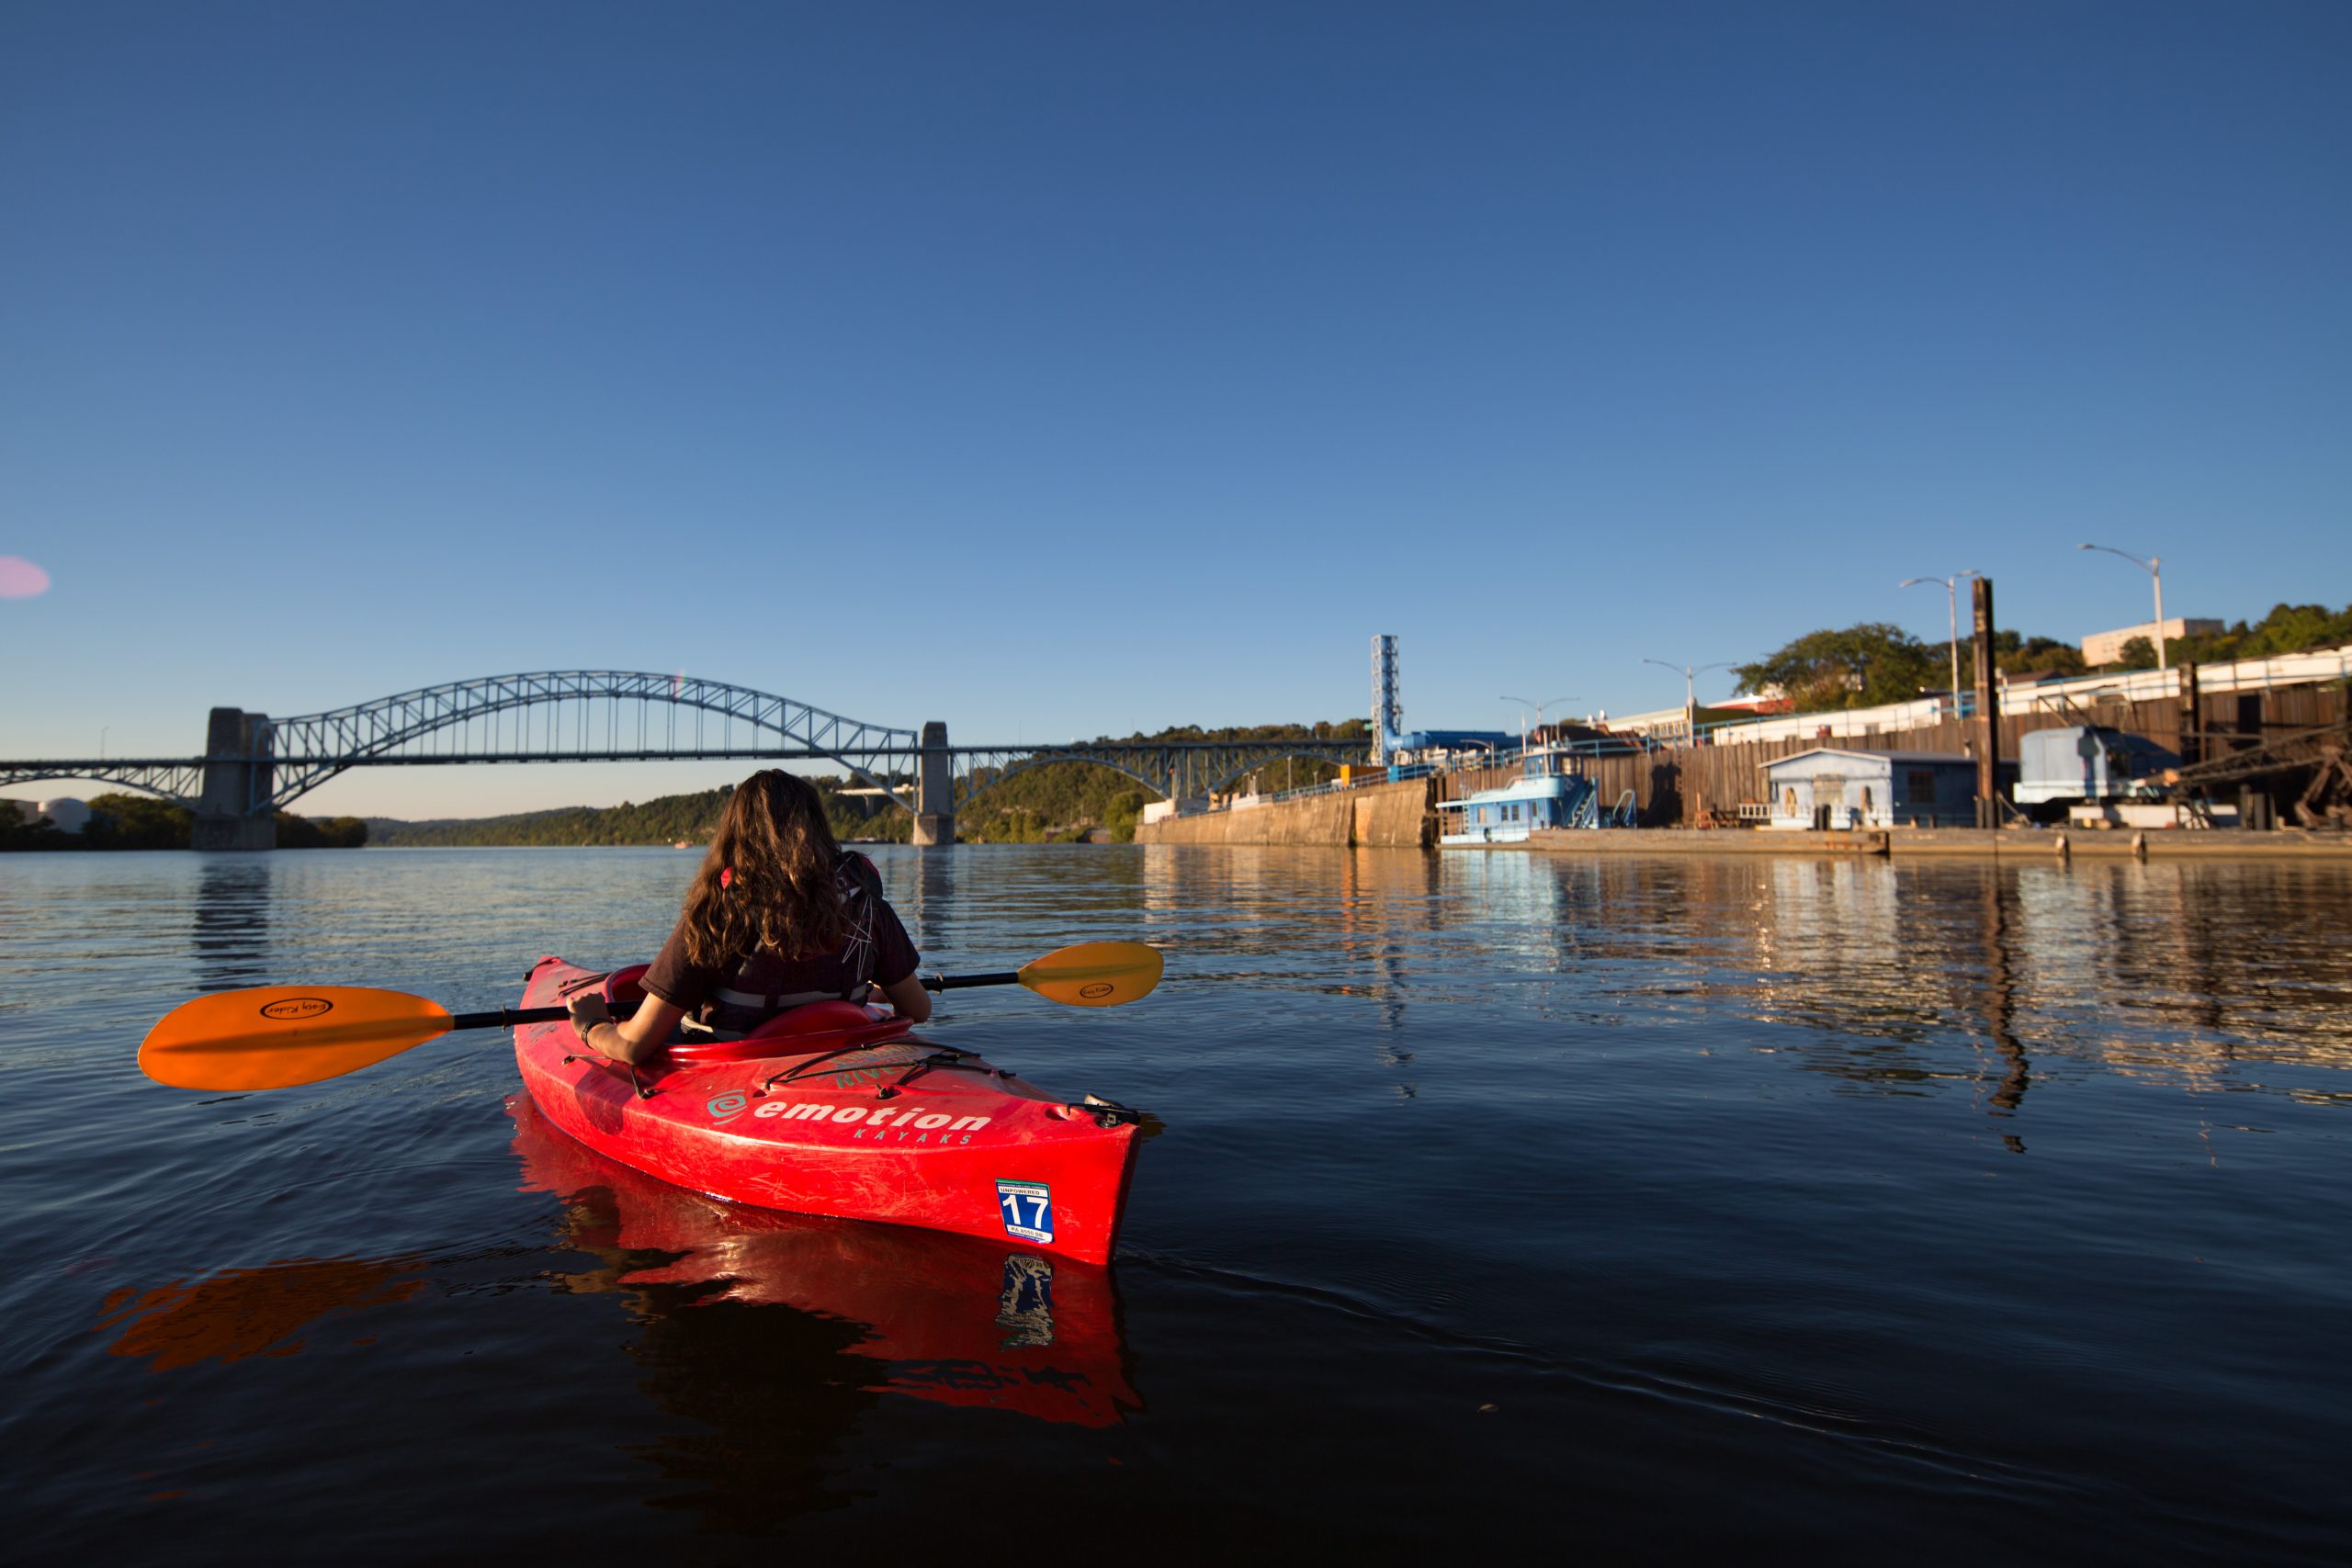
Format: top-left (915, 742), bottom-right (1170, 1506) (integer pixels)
top-left (877, 972), bottom-right (932, 1024)
top-left (568, 992), bottom-right (686, 1066)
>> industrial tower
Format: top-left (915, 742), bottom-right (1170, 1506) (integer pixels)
top-left (1372, 635), bottom-right (1402, 764)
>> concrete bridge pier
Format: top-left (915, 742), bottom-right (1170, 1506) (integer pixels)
top-left (912, 720), bottom-right (954, 846)
top-left (194, 707), bottom-right (277, 852)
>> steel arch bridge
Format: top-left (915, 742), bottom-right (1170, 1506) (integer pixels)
top-left (253, 671), bottom-right (926, 811)
top-left (0, 671), bottom-right (1374, 822)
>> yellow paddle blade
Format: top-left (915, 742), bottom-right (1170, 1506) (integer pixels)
top-left (140, 986), bottom-right (457, 1091)
top-left (1016, 942), bottom-right (1164, 1008)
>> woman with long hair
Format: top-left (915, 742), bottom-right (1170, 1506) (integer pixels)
top-left (567, 770), bottom-right (930, 1065)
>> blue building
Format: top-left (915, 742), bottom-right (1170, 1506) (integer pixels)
top-left (1759, 749), bottom-right (1981, 829)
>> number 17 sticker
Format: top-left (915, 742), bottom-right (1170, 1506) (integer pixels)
top-left (995, 1179), bottom-right (1054, 1244)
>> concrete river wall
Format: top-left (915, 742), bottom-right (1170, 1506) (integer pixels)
top-left (1132, 776), bottom-right (1432, 848)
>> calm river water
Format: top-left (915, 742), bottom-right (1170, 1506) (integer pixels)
top-left (5, 845), bottom-right (2349, 1561)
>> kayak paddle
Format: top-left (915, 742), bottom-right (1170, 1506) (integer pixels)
top-left (924, 940), bottom-right (1163, 1008)
top-left (139, 941), bottom-right (1164, 1092)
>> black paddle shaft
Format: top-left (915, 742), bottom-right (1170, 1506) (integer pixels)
top-left (452, 975), bottom-right (1018, 1026)
top-left (447, 1000), bottom-right (643, 1031)
top-left (923, 970), bottom-right (1020, 991)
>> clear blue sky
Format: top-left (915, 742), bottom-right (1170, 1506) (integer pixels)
top-left (4, 1), bottom-right (2346, 817)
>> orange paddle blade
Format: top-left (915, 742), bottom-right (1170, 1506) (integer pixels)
top-left (1016, 942), bottom-right (1163, 1008)
top-left (140, 987), bottom-right (457, 1091)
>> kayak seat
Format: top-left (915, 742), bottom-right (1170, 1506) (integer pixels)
top-left (601, 963), bottom-right (652, 1007)
top-left (592, 963), bottom-right (909, 1066)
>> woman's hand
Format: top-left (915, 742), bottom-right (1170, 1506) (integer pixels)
top-left (567, 991), bottom-right (612, 1043)
top-left (571, 993), bottom-right (685, 1066)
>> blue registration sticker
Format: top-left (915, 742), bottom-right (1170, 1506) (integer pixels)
top-left (995, 1179), bottom-right (1055, 1244)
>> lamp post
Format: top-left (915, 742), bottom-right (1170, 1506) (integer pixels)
top-left (1639, 659), bottom-right (1734, 741)
top-left (1899, 570), bottom-right (1981, 705)
top-left (1499, 694), bottom-right (1573, 752)
top-left (2079, 543), bottom-right (2165, 669)
top-left (98, 726), bottom-right (109, 761)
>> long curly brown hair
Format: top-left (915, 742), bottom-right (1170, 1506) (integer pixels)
top-left (678, 770), bottom-right (851, 968)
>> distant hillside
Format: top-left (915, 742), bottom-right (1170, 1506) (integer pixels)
top-left (959, 718), bottom-right (1368, 842)
top-left (369, 783), bottom-right (901, 847)
top-left (365, 720), bottom-right (1369, 847)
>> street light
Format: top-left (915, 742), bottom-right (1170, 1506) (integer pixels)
top-left (1499, 694), bottom-right (1573, 751)
top-left (2079, 543), bottom-right (2165, 669)
top-left (1898, 570), bottom-right (1981, 702)
top-left (1639, 659), bottom-right (1734, 739)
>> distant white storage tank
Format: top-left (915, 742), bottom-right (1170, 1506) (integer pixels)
top-left (2014, 727), bottom-right (2180, 812)
top-left (2081, 618), bottom-right (2223, 665)
top-left (37, 796), bottom-right (92, 834)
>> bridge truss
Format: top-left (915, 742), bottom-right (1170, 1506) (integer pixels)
top-left (0, 758), bottom-right (208, 805)
top-left (1, 670), bottom-right (1375, 819)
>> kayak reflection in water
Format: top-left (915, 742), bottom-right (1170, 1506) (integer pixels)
top-left (508, 1091), bottom-right (1141, 1431)
top-left (565, 769), bottom-right (933, 1065)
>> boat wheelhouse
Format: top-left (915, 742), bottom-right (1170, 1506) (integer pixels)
top-left (1436, 748), bottom-right (1629, 844)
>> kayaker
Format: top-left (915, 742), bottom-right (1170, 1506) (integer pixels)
top-left (567, 769), bottom-right (930, 1065)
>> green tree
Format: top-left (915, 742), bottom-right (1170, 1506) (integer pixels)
top-left (2110, 636), bottom-right (2158, 671)
top-left (0, 801), bottom-right (61, 850)
top-left (1733, 623), bottom-right (1940, 712)
top-left (84, 794), bottom-right (194, 849)
top-left (277, 813), bottom-right (368, 848)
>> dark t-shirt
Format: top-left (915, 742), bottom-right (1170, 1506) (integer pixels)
top-left (640, 852), bottom-right (920, 1031)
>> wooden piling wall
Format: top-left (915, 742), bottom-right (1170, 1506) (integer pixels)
top-left (1133, 776), bottom-right (1432, 847)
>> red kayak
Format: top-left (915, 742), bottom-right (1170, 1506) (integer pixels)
top-left (514, 956), bottom-right (1144, 1265)
top-left (507, 1091), bottom-right (1138, 1427)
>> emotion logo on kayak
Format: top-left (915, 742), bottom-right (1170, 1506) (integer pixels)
top-left (1079, 982), bottom-right (1114, 1000)
top-left (705, 1091), bottom-right (750, 1124)
top-left (260, 998), bottom-right (334, 1021)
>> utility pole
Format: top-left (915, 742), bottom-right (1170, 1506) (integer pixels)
top-left (1972, 577), bottom-right (2002, 828)
top-left (1900, 571), bottom-right (1980, 705)
top-left (1500, 694), bottom-right (1572, 752)
top-left (2079, 543), bottom-right (2166, 670)
top-left (1640, 659), bottom-right (1732, 743)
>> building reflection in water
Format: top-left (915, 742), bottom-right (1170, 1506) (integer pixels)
top-left (1580, 854), bottom-right (2352, 1124)
top-left (191, 860), bottom-right (274, 991)
top-left (1135, 846), bottom-right (2351, 1139)
top-left (891, 842), bottom-right (960, 966)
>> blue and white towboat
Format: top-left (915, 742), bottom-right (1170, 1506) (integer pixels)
top-left (1436, 748), bottom-right (1630, 844)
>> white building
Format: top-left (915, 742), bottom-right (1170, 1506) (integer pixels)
top-left (35, 797), bottom-right (93, 834)
top-left (2082, 618), bottom-right (2222, 666)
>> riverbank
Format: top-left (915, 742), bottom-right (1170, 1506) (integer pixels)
top-left (1497, 825), bottom-right (2352, 861)
top-left (1130, 776), bottom-right (1432, 848)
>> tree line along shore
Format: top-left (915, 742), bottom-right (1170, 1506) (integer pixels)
top-left (1, 795), bottom-right (368, 851)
